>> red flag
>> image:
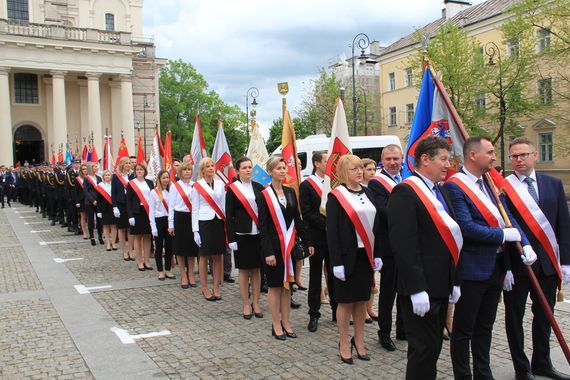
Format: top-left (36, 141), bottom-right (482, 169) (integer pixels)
top-left (51, 151), bottom-right (56, 165)
top-left (57, 146), bottom-right (64, 163)
top-left (114, 136), bottom-right (130, 168)
top-left (90, 145), bottom-right (99, 163)
top-left (136, 133), bottom-right (146, 164)
top-left (487, 168), bottom-right (506, 192)
top-left (281, 111), bottom-right (300, 199)
top-left (163, 130), bottom-right (174, 179)
top-left (157, 130), bottom-right (165, 158)
top-left (81, 145), bottom-right (88, 162)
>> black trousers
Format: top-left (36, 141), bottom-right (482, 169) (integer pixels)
top-left (378, 256), bottom-right (404, 337)
top-left (451, 265), bottom-right (503, 380)
top-left (154, 217), bottom-right (172, 272)
top-left (57, 194), bottom-right (66, 223)
top-left (85, 205), bottom-right (102, 239)
top-left (401, 296), bottom-right (448, 380)
top-left (307, 244), bottom-right (336, 318)
top-left (67, 199), bottom-right (78, 229)
top-left (504, 270), bottom-right (557, 373)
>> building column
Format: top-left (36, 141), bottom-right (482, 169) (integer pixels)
top-left (86, 72), bottom-right (103, 158)
top-left (120, 74), bottom-right (135, 154)
top-left (77, 78), bottom-right (89, 147)
top-left (43, 76), bottom-right (54, 156)
top-left (109, 80), bottom-right (122, 155)
top-left (0, 67), bottom-right (14, 164)
top-left (51, 71), bottom-right (68, 156)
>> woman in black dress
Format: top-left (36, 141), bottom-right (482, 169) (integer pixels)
top-left (326, 154), bottom-right (383, 364)
top-left (112, 157), bottom-right (133, 260)
top-left (96, 170), bottom-right (117, 251)
top-left (75, 164), bottom-right (88, 240)
top-left (150, 170), bottom-right (173, 281)
top-left (258, 156), bottom-right (313, 340)
top-left (83, 162), bottom-right (103, 246)
top-left (226, 157), bottom-right (264, 319)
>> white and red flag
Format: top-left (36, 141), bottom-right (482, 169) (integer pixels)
top-left (211, 114), bottom-right (236, 185)
top-left (102, 135), bottom-right (113, 171)
top-left (190, 114), bottom-right (208, 181)
top-left (147, 129), bottom-right (163, 180)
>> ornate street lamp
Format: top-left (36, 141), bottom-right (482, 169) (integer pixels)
top-left (245, 87), bottom-right (259, 140)
top-left (351, 33), bottom-right (374, 136)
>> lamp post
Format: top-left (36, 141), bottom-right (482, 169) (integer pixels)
top-left (484, 41), bottom-right (506, 170)
top-left (245, 87), bottom-right (259, 140)
top-left (356, 87), bottom-right (368, 136)
top-left (351, 33), bottom-right (372, 136)
top-left (142, 94), bottom-right (149, 157)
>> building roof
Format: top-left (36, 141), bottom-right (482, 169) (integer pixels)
top-left (380, 0), bottom-right (516, 56)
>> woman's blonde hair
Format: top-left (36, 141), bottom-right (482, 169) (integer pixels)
top-left (102, 169), bottom-right (113, 182)
top-left (198, 157), bottom-right (215, 180)
top-left (336, 155), bottom-right (362, 184)
top-left (176, 162), bottom-right (193, 179)
top-left (265, 156), bottom-right (285, 175)
top-left (117, 156), bottom-right (130, 172)
top-left (86, 162), bottom-right (98, 176)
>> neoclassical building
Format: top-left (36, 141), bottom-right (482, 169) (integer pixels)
top-left (0, 0), bottom-right (164, 165)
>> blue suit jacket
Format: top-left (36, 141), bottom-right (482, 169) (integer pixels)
top-left (444, 171), bottom-right (529, 282)
top-left (505, 172), bottom-right (570, 277)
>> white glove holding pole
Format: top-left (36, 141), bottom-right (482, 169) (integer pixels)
top-left (228, 242), bottom-right (238, 251)
top-left (333, 265), bottom-right (346, 281)
top-left (96, 213), bottom-right (102, 219)
top-left (193, 232), bottom-right (202, 247)
top-left (113, 207), bottom-right (120, 218)
top-left (373, 257), bottom-right (383, 271)
top-left (128, 217), bottom-right (135, 226)
top-left (521, 245), bottom-right (537, 266)
top-left (503, 270), bottom-right (515, 291)
top-left (561, 265), bottom-right (570, 285)
top-left (503, 228), bottom-right (521, 242)
top-left (410, 291), bottom-right (430, 317)
top-left (151, 227), bottom-right (158, 238)
top-left (449, 286), bottom-right (461, 304)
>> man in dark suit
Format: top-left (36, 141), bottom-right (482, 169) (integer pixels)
top-left (502, 137), bottom-right (570, 380)
top-left (369, 144), bottom-right (406, 351)
top-left (66, 159), bottom-right (81, 233)
top-left (389, 136), bottom-right (462, 380)
top-left (301, 151), bottom-right (336, 332)
top-left (445, 136), bottom-right (536, 380)
top-left (0, 165), bottom-right (6, 208)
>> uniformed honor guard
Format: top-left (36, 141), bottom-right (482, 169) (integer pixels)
top-left (54, 161), bottom-right (68, 227)
top-left (66, 159), bottom-right (81, 234)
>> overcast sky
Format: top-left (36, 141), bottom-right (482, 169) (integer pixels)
top-left (143, 0), bottom-right (486, 137)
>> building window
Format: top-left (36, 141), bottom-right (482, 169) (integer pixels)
top-left (389, 107), bottom-right (397, 126)
top-left (475, 93), bottom-right (486, 112)
top-left (388, 72), bottom-right (396, 91)
top-left (508, 38), bottom-right (519, 58)
top-left (7, 0), bottom-right (29, 21)
top-left (405, 69), bottom-right (413, 87)
top-left (538, 78), bottom-right (552, 105)
top-left (538, 132), bottom-right (553, 162)
top-left (537, 28), bottom-right (551, 52)
top-left (14, 73), bottom-right (39, 104)
top-left (406, 104), bottom-right (414, 124)
top-left (105, 13), bottom-right (115, 31)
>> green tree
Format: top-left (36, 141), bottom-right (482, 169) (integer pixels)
top-left (265, 117), bottom-right (315, 154)
top-left (159, 59), bottom-right (247, 159)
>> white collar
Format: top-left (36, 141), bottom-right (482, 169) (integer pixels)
top-left (414, 171), bottom-right (435, 191)
top-left (462, 167), bottom-right (483, 184)
top-left (515, 170), bottom-right (536, 183)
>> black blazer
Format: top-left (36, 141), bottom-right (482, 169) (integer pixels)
top-left (257, 185), bottom-right (309, 258)
top-left (388, 174), bottom-right (458, 298)
top-left (126, 178), bottom-right (154, 217)
top-left (299, 178), bottom-right (327, 247)
top-left (326, 185), bottom-right (381, 276)
top-left (225, 180), bottom-right (264, 244)
top-left (83, 175), bottom-right (102, 206)
top-left (96, 187), bottom-right (113, 215)
top-left (75, 177), bottom-right (85, 204)
top-left (368, 169), bottom-right (398, 258)
top-left (111, 173), bottom-right (132, 207)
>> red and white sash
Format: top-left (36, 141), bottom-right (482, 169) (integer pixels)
top-left (155, 188), bottom-right (169, 213)
top-left (173, 180), bottom-right (193, 212)
top-left (371, 173), bottom-right (396, 193)
top-left (262, 187), bottom-right (296, 288)
top-left (305, 175), bottom-right (323, 198)
top-left (447, 173), bottom-right (505, 228)
top-left (76, 177), bottom-right (84, 189)
top-left (330, 186), bottom-right (375, 268)
top-left (504, 174), bottom-right (561, 279)
top-left (129, 179), bottom-right (150, 215)
top-left (228, 181), bottom-right (259, 225)
top-left (194, 181), bottom-right (225, 221)
top-left (115, 172), bottom-right (128, 188)
top-left (95, 183), bottom-right (112, 205)
top-left (404, 176), bottom-right (463, 264)
top-left (85, 175), bottom-right (99, 189)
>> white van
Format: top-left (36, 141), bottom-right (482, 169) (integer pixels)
top-left (272, 134), bottom-right (401, 179)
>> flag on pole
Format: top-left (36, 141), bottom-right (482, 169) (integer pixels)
top-left (402, 68), bottom-right (466, 178)
top-left (86, 145), bottom-right (92, 163)
top-left (320, 98), bottom-right (352, 214)
top-left (190, 114), bottom-right (208, 181)
top-left (211, 115), bottom-right (236, 185)
top-left (51, 149), bottom-right (56, 166)
top-left (147, 129), bottom-right (163, 180)
top-left (65, 143), bottom-right (73, 165)
top-left (281, 110), bottom-right (301, 200)
top-left (114, 136), bottom-right (130, 169)
top-left (57, 145), bottom-right (64, 163)
top-left (102, 135), bottom-right (113, 171)
top-left (163, 130), bottom-right (175, 179)
top-left (247, 120), bottom-right (271, 185)
top-left (136, 132), bottom-right (146, 164)
top-left (90, 144), bottom-right (99, 164)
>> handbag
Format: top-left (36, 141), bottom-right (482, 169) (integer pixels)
top-left (293, 236), bottom-right (310, 260)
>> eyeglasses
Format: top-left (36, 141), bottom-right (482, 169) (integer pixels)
top-left (348, 167), bottom-right (364, 172)
top-left (508, 152), bottom-right (534, 161)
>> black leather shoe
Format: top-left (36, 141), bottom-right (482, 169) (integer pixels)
top-left (307, 317), bottom-right (318, 332)
top-left (396, 330), bottom-right (407, 341)
top-left (380, 337), bottom-right (396, 352)
top-left (223, 275), bottom-right (235, 283)
top-left (290, 299), bottom-right (301, 309)
top-left (515, 371), bottom-right (536, 380)
top-left (90, 238), bottom-right (96, 246)
top-left (272, 324), bottom-right (286, 341)
top-left (532, 367), bottom-right (570, 380)
top-left (351, 337), bottom-right (370, 361)
top-left (282, 322), bottom-right (297, 338)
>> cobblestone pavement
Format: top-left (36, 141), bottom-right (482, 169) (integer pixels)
top-left (1, 204), bottom-right (570, 379)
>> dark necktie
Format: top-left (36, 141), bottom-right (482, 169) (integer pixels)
top-left (476, 178), bottom-right (490, 200)
top-left (524, 177), bottom-right (539, 203)
top-left (433, 185), bottom-right (450, 214)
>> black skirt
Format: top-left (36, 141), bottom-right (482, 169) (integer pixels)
top-left (116, 203), bottom-right (129, 229)
top-left (198, 218), bottom-right (226, 256)
top-left (100, 208), bottom-right (116, 226)
top-left (130, 211), bottom-right (151, 235)
top-left (173, 211), bottom-right (198, 257)
top-left (234, 234), bottom-right (262, 269)
top-left (263, 249), bottom-right (292, 288)
top-left (333, 248), bottom-right (373, 303)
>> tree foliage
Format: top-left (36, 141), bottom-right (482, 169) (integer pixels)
top-left (265, 117), bottom-right (316, 154)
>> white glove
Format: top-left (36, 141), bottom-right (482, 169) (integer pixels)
top-left (503, 228), bottom-right (521, 242)
top-left (96, 213), bottom-right (102, 219)
top-left (113, 207), bottom-right (120, 218)
top-left (374, 257), bottom-right (383, 271)
top-left (561, 265), bottom-right (570, 285)
top-left (228, 242), bottom-right (238, 251)
top-left (503, 270), bottom-right (515, 291)
top-left (128, 217), bottom-right (135, 226)
top-left (151, 227), bottom-right (158, 238)
top-left (521, 245), bottom-right (537, 266)
top-left (333, 265), bottom-right (346, 281)
top-left (410, 291), bottom-right (430, 317)
top-left (449, 286), bottom-right (461, 304)
top-left (193, 232), bottom-right (202, 247)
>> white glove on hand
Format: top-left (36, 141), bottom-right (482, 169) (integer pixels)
top-left (228, 242), bottom-right (238, 251)
top-left (193, 232), bottom-right (202, 247)
top-left (503, 270), bottom-right (515, 291)
top-left (561, 265), bottom-right (570, 285)
top-left (151, 227), bottom-right (158, 238)
top-left (128, 217), bottom-right (135, 226)
top-left (410, 291), bottom-right (430, 317)
top-left (113, 207), bottom-right (120, 218)
top-left (373, 257), bottom-right (383, 271)
top-left (449, 286), bottom-right (461, 304)
top-left (521, 245), bottom-right (537, 266)
top-left (96, 213), bottom-right (102, 219)
top-left (503, 228), bottom-right (521, 242)
top-left (333, 265), bottom-right (346, 281)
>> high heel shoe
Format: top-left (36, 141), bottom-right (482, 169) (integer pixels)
top-left (271, 324), bottom-right (286, 341)
top-left (350, 337), bottom-right (370, 361)
top-left (443, 325), bottom-right (451, 341)
top-left (339, 342), bottom-right (353, 364)
top-left (281, 322), bottom-right (297, 338)
top-left (252, 304), bottom-right (263, 318)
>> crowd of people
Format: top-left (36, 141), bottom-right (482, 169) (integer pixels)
top-left (3, 135), bottom-right (570, 380)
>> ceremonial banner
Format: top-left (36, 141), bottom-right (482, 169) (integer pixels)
top-left (163, 131), bottom-right (174, 179)
top-left (57, 146), bottom-right (64, 163)
top-left (82, 144), bottom-right (88, 162)
top-left (115, 136), bottom-right (130, 169)
top-left (211, 117), bottom-right (236, 185)
top-left (90, 145), bottom-right (99, 164)
top-left (65, 143), bottom-right (73, 165)
top-left (190, 115), bottom-right (208, 181)
top-left (147, 129), bottom-right (163, 181)
top-left (247, 120), bottom-right (271, 185)
top-left (136, 132), bottom-right (145, 164)
top-left (102, 136), bottom-right (113, 171)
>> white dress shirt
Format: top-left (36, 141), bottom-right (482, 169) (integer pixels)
top-left (346, 189), bottom-right (376, 248)
top-left (168, 180), bottom-right (194, 229)
top-left (515, 170), bottom-right (539, 199)
top-left (235, 180), bottom-right (259, 235)
top-left (192, 178), bottom-right (226, 232)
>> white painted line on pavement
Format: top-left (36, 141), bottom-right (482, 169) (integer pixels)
top-left (54, 258), bottom-right (84, 263)
top-left (110, 327), bottom-right (171, 344)
top-left (39, 240), bottom-right (71, 246)
top-left (15, 210), bottom-right (35, 213)
top-left (24, 222), bottom-right (43, 225)
top-left (31, 230), bottom-right (51, 233)
top-left (74, 285), bottom-right (112, 294)
top-left (19, 216), bottom-right (35, 219)
top-left (564, 300), bottom-right (569, 304)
